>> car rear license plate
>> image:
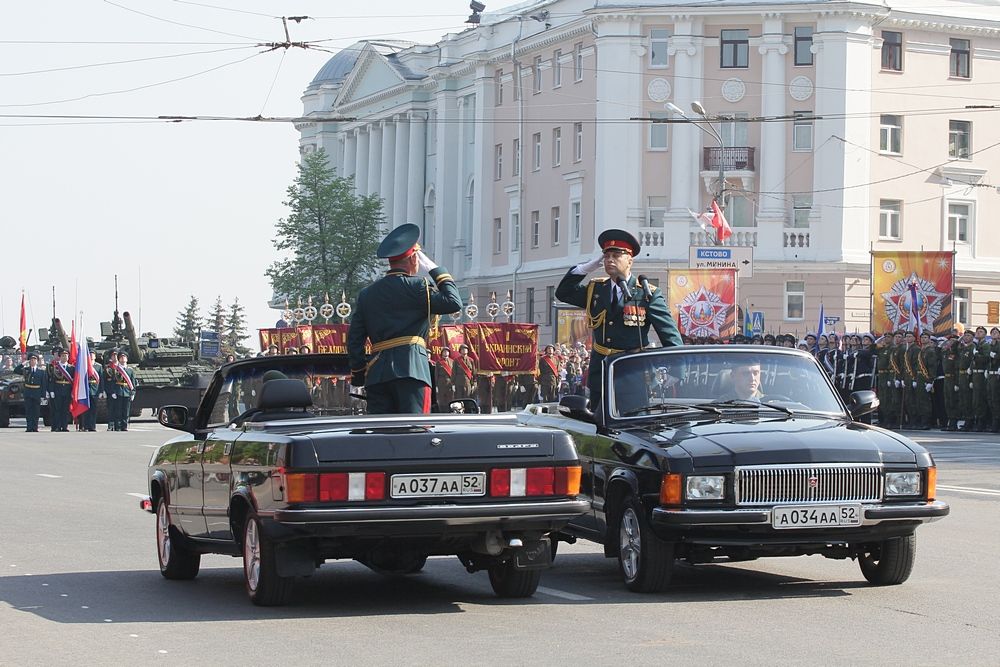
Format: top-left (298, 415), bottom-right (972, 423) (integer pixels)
top-left (390, 472), bottom-right (486, 498)
top-left (772, 504), bottom-right (862, 529)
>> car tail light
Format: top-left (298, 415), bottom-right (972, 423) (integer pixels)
top-left (284, 471), bottom-right (385, 503)
top-left (659, 473), bottom-right (683, 505)
top-left (926, 467), bottom-right (937, 501)
top-left (490, 466), bottom-right (581, 497)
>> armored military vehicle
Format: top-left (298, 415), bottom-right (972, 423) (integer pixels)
top-left (0, 320), bottom-right (64, 428)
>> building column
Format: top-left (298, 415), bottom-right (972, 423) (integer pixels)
top-left (335, 134), bottom-right (346, 176)
top-left (355, 126), bottom-right (370, 195)
top-left (406, 111), bottom-right (427, 237)
top-left (469, 67), bottom-right (491, 277)
top-left (343, 129), bottom-right (357, 182)
top-left (756, 16), bottom-right (788, 256)
top-left (392, 113), bottom-right (410, 227)
top-left (367, 121), bottom-right (382, 197)
top-left (379, 118), bottom-right (396, 226)
top-left (453, 96), bottom-right (468, 270)
top-left (666, 19), bottom-right (705, 225)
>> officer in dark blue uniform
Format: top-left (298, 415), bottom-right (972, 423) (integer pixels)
top-left (22, 352), bottom-right (48, 432)
top-left (47, 347), bottom-right (74, 432)
top-left (348, 224), bottom-right (463, 414)
top-left (556, 229), bottom-right (683, 411)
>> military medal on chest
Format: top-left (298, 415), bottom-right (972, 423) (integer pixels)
top-left (623, 304), bottom-right (646, 327)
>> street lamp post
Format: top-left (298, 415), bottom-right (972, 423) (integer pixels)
top-left (667, 101), bottom-right (726, 245)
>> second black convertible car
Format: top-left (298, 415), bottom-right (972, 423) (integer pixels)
top-left (520, 346), bottom-right (949, 593)
top-left (142, 355), bottom-right (587, 605)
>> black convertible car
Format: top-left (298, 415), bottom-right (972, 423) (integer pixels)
top-left (143, 354), bottom-right (587, 605)
top-left (519, 346), bottom-right (949, 593)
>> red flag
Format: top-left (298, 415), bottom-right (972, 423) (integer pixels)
top-left (18, 294), bottom-right (28, 360)
top-left (711, 200), bottom-right (733, 243)
top-left (68, 320), bottom-right (78, 365)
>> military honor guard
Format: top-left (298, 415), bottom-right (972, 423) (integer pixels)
top-left (434, 345), bottom-right (455, 412)
top-left (22, 352), bottom-right (47, 432)
top-left (940, 335), bottom-right (961, 431)
top-left (555, 229), bottom-right (682, 411)
top-left (47, 347), bottom-right (74, 432)
top-left (452, 344), bottom-right (477, 400)
top-left (82, 350), bottom-right (103, 432)
top-left (347, 223), bottom-right (463, 414)
top-left (107, 351), bottom-right (137, 431)
top-left (538, 344), bottom-right (560, 402)
top-left (957, 329), bottom-right (976, 430)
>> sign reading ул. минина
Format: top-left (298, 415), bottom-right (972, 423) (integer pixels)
top-left (689, 246), bottom-right (754, 278)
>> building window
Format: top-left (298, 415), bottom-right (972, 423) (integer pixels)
top-left (647, 196), bottom-right (667, 228)
top-left (511, 212), bottom-right (520, 253)
top-left (879, 200), bottom-right (901, 240)
top-left (726, 196), bottom-right (753, 227)
top-left (513, 64), bottom-right (521, 101)
top-left (721, 29), bottom-right (749, 68)
top-left (947, 202), bottom-right (971, 243)
top-left (792, 111), bottom-right (813, 151)
top-left (552, 127), bottom-right (562, 166)
top-left (879, 115), bottom-right (903, 154)
top-left (649, 111), bottom-right (669, 150)
top-left (530, 210), bottom-right (540, 248)
top-left (791, 196), bottom-right (812, 228)
top-left (949, 120), bottom-right (971, 159)
top-left (650, 29), bottom-right (669, 67)
top-left (785, 281), bottom-right (805, 320)
top-left (950, 38), bottom-right (971, 78)
top-left (526, 287), bottom-right (535, 323)
top-left (532, 132), bottom-right (542, 171)
top-left (493, 144), bottom-right (502, 180)
top-left (955, 287), bottom-right (970, 325)
top-left (546, 286), bottom-right (555, 326)
top-left (512, 138), bottom-right (520, 176)
top-left (881, 31), bottom-right (903, 71)
top-left (493, 217), bottom-right (502, 254)
top-left (494, 68), bottom-right (503, 105)
top-left (533, 56), bottom-right (542, 94)
top-left (573, 122), bottom-right (583, 161)
top-left (552, 49), bottom-right (562, 87)
top-left (571, 200), bottom-right (582, 242)
top-left (794, 27), bottom-right (814, 66)
top-left (551, 206), bottom-right (560, 245)
top-left (573, 43), bottom-right (584, 82)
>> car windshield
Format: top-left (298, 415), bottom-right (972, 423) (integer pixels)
top-left (205, 355), bottom-right (355, 427)
top-left (607, 349), bottom-right (844, 419)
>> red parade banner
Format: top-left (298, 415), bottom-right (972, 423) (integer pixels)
top-left (429, 325), bottom-right (465, 360)
top-left (310, 324), bottom-right (349, 354)
top-left (469, 322), bottom-right (539, 373)
top-left (259, 325), bottom-right (350, 353)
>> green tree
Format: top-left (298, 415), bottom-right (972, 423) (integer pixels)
top-left (224, 297), bottom-right (249, 355)
top-left (173, 295), bottom-right (200, 345)
top-left (266, 149), bottom-right (383, 305)
top-left (205, 296), bottom-right (226, 334)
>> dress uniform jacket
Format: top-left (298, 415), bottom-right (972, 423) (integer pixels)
top-left (22, 365), bottom-right (48, 432)
top-left (452, 353), bottom-right (477, 400)
top-left (556, 271), bottom-right (682, 409)
top-left (538, 354), bottom-right (560, 402)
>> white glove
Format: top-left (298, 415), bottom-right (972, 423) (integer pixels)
top-left (925, 383), bottom-right (933, 393)
top-left (912, 381), bottom-right (917, 388)
top-left (48, 392), bottom-right (55, 398)
top-left (575, 255), bottom-right (604, 274)
top-left (886, 381), bottom-right (892, 388)
top-left (415, 250), bottom-right (438, 273)
top-left (894, 380), bottom-right (901, 388)
top-left (111, 393), bottom-right (118, 399)
top-left (969, 382), bottom-right (974, 389)
top-left (991, 351), bottom-right (996, 359)
top-left (973, 348), bottom-right (978, 354)
top-left (99, 392), bottom-right (105, 399)
top-left (954, 385), bottom-right (959, 392)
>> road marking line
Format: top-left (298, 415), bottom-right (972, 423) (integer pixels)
top-left (937, 484), bottom-right (1000, 497)
top-left (536, 586), bottom-right (593, 601)
top-left (36, 473), bottom-right (62, 479)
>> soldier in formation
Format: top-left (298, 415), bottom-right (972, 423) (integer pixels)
top-left (22, 352), bottom-right (47, 432)
top-left (47, 347), bottom-right (74, 432)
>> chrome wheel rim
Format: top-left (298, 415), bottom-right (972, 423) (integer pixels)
top-left (244, 519), bottom-right (260, 592)
top-left (619, 507), bottom-right (641, 581)
top-left (157, 503), bottom-right (171, 566)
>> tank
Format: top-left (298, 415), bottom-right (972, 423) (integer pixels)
top-left (0, 325), bottom-right (61, 428)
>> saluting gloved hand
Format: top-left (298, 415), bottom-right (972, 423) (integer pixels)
top-left (925, 383), bottom-right (933, 393)
top-left (416, 250), bottom-right (438, 273)
top-left (575, 255), bottom-right (604, 274)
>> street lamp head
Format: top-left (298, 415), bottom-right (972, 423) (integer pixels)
top-left (665, 102), bottom-right (684, 116)
top-left (691, 101), bottom-right (708, 117)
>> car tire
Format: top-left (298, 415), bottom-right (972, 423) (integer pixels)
top-left (156, 501), bottom-right (200, 580)
top-left (858, 534), bottom-right (916, 586)
top-left (617, 495), bottom-right (674, 593)
top-left (487, 559), bottom-right (541, 598)
top-left (242, 512), bottom-right (293, 606)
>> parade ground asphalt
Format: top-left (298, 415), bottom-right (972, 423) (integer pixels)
top-left (0, 418), bottom-right (997, 666)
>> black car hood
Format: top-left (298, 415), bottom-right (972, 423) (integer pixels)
top-left (634, 417), bottom-right (920, 467)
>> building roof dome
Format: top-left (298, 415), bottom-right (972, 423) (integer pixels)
top-left (309, 47), bottom-right (362, 87)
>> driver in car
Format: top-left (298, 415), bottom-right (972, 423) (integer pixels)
top-left (721, 360), bottom-right (764, 401)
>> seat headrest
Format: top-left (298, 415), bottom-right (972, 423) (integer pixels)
top-left (257, 378), bottom-right (313, 410)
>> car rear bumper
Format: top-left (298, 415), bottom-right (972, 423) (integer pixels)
top-left (268, 499), bottom-right (590, 527)
top-left (651, 500), bottom-right (950, 528)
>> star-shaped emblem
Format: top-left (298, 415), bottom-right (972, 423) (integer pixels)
top-left (678, 286), bottom-right (729, 338)
top-left (881, 272), bottom-right (946, 331)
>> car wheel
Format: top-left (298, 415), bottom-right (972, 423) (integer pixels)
top-left (487, 559), bottom-right (541, 598)
top-left (858, 534), bottom-right (916, 586)
top-left (618, 495), bottom-right (674, 593)
top-left (242, 512), bottom-right (293, 606)
top-left (156, 501), bottom-right (200, 580)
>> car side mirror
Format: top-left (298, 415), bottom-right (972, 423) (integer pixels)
top-left (558, 394), bottom-right (594, 423)
top-left (158, 405), bottom-right (192, 432)
top-left (449, 398), bottom-right (481, 414)
top-left (848, 390), bottom-right (879, 420)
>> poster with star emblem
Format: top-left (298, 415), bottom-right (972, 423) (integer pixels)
top-left (669, 269), bottom-right (737, 338)
top-left (871, 251), bottom-right (955, 335)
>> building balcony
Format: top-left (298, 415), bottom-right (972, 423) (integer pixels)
top-left (703, 147), bottom-right (756, 172)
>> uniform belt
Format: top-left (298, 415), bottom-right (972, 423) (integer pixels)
top-left (371, 336), bottom-right (426, 353)
top-left (592, 342), bottom-right (624, 356)
top-left (55, 380), bottom-right (70, 384)
top-left (971, 369), bottom-right (986, 374)
top-left (25, 384), bottom-right (40, 388)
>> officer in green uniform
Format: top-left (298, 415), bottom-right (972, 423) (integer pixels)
top-left (22, 352), bottom-right (47, 432)
top-left (556, 229), bottom-right (682, 411)
top-left (901, 331), bottom-right (919, 429)
top-left (348, 223), bottom-right (463, 414)
top-left (110, 351), bottom-right (137, 431)
top-left (47, 347), bottom-right (74, 432)
top-left (913, 332), bottom-right (938, 430)
top-left (103, 352), bottom-right (119, 431)
top-left (970, 326), bottom-right (990, 431)
top-left (957, 330), bottom-right (976, 430)
top-left (989, 327), bottom-right (1000, 433)
top-left (888, 331), bottom-right (906, 429)
top-left (940, 335), bottom-right (960, 431)
top-left (82, 350), bottom-right (103, 432)
top-left (875, 335), bottom-right (895, 427)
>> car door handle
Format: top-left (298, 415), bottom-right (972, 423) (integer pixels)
top-left (224, 442), bottom-right (233, 456)
top-left (197, 442), bottom-right (206, 454)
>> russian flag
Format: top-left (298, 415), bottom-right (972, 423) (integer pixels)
top-left (908, 282), bottom-right (921, 337)
top-left (70, 333), bottom-right (91, 419)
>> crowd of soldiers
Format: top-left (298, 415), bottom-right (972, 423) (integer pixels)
top-left (16, 348), bottom-right (137, 433)
top-left (432, 343), bottom-right (555, 413)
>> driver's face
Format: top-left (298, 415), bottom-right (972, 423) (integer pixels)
top-left (731, 364), bottom-right (761, 398)
top-left (602, 249), bottom-right (633, 280)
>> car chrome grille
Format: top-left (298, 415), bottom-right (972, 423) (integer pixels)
top-left (734, 464), bottom-right (883, 506)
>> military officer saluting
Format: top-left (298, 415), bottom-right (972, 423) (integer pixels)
top-left (22, 352), bottom-right (47, 432)
top-left (48, 347), bottom-right (74, 432)
top-left (348, 223), bottom-right (463, 414)
top-left (556, 229), bottom-right (682, 411)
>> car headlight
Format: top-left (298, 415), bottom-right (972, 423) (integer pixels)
top-left (885, 472), bottom-right (921, 496)
top-left (686, 475), bottom-right (725, 500)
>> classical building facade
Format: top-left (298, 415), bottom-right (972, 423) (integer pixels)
top-left (297, 0), bottom-right (1000, 338)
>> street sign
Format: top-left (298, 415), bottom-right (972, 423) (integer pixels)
top-left (824, 316), bottom-right (840, 327)
top-left (199, 330), bottom-right (221, 358)
top-left (750, 311), bottom-right (765, 336)
top-left (689, 246), bottom-right (753, 278)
